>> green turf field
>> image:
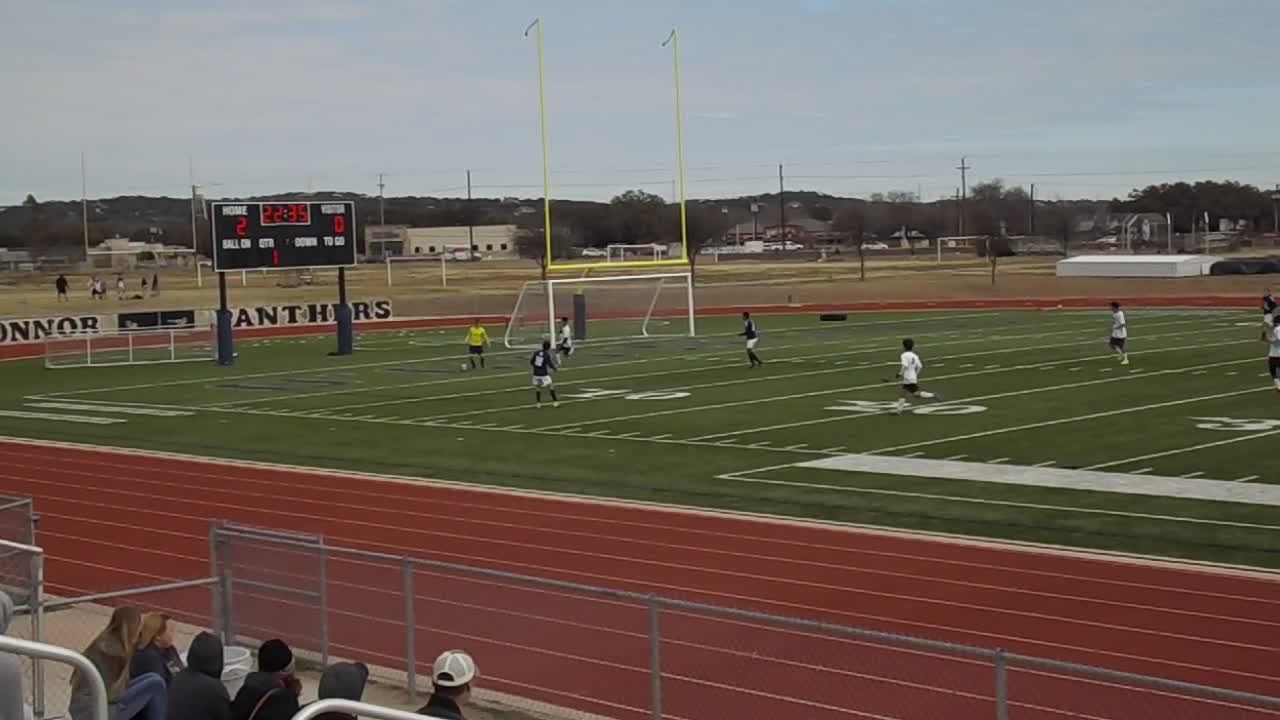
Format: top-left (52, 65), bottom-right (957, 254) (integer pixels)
top-left (2, 308), bottom-right (1279, 568)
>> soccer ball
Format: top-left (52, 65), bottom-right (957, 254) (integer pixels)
top-left (460, 363), bottom-right (468, 371)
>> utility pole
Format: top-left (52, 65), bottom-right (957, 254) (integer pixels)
top-left (778, 164), bottom-right (785, 241)
top-left (1272, 184), bottom-right (1279, 234)
top-left (466, 169), bottom-right (475, 254)
top-left (1029, 183), bottom-right (1036, 234)
top-left (81, 151), bottom-right (89, 258)
top-left (956, 156), bottom-right (971, 236)
top-left (954, 187), bottom-right (961, 235)
top-left (377, 173), bottom-right (386, 226)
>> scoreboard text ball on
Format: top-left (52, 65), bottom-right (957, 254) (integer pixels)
top-left (210, 201), bottom-right (357, 271)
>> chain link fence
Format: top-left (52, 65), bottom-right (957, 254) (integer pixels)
top-left (210, 521), bottom-right (1280, 720)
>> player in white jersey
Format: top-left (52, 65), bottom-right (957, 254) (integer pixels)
top-left (557, 316), bottom-right (574, 363)
top-left (1268, 320), bottom-right (1280, 393)
top-left (894, 338), bottom-right (941, 414)
top-left (1108, 302), bottom-right (1129, 365)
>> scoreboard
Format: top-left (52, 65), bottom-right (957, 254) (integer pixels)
top-left (210, 201), bottom-right (356, 271)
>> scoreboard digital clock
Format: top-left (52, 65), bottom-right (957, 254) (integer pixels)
top-left (210, 201), bottom-right (357, 271)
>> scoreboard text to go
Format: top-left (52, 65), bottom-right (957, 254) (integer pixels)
top-left (210, 201), bottom-right (357, 271)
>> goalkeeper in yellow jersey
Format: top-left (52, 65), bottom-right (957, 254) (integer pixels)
top-left (464, 319), bottom-right (490, 369)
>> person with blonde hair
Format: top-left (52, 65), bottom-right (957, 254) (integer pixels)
top-left (131, 612), bottom-right (184, 686)
top-left (68, 606), bottom-right (167, 720)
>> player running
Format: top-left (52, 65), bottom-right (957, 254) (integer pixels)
top-left (740, 312), bottom-right (763, 368)
top-left (1268, 319), bottom-right (1280, 393)
top-left (464, 319), bottom-right (490, 369)
top-left (531, 339), bottom-right (559, 408)
top-left (893, 338), bottom-right (941, 414)
top-left (1109, 302), bottom-right (1129, 365)
top-left (1261, 288), bottom-right (1276, 342)
top-left (557, 316), bottom-right (574, 363)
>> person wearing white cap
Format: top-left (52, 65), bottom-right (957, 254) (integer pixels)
top-left (416, 650), bottom-right (478, 719)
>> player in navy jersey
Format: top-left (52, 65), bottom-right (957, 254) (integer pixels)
top-left (1261, 288), bottom-right (1276, 342)
top-left (740, 312), bottom-right (763, 367)
top-left (531, 339), bottom-right (559, 408)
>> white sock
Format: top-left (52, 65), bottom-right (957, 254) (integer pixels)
top-left (1274, 378), bottom-right (1280, 389)
top-left (919, 391), bottom-right (935, 399)
top-left (895, 398), bottom-right (907, 411)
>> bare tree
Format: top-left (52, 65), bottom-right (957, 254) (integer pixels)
top-left (833, 205), bottom-right (869, 281)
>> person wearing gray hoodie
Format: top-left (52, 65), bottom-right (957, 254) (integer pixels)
top-left (167, 632), bottom-right (230, 720)
top-left (308, 662), bottom-right (368, 720)
top-left (0, 591), bottom-right (28, 720)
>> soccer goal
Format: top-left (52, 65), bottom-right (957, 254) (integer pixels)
top-left (44, 325), bottom-right (218, 368)
top-left (385, 245), bottom-right (473, 287)
top-left (504, 271), bottom-right (695, 348)
top-left (606, 244), bottom-right (666, 263)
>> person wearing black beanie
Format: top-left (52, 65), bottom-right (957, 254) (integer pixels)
top-left (230, 639), bottom-right (301, 720)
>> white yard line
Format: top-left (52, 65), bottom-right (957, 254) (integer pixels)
top-left (1235, 476), bottom-right (1260, 483)
top-left (690, 352), bottom-right (1254, 442)
top-left (871, 384), bottom-right (1263, 455)
top-left (714, 472), bottom-right (1280, 530)
top-left (1086, 430), bottom-right (1280, 471)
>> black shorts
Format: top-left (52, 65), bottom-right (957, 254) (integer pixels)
top-left (1109, 337), bottom-right (1126, 350)
top-left (902, 383), bottom-right (920, 394)
top-left (558, 342), bottom-right (573, 355)
top-left (1270, 356), bottom-right (1280, 377)
top-left (468, 345), bottom-right (484, 355)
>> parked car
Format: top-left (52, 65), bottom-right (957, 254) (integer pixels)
top-left (862, 241), bottom-right (889, 250)
top-left (580, 247), bottom-right (607, 258)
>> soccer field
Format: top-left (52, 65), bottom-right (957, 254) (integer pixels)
top-left (2, 307), bottom-right (1278, 568)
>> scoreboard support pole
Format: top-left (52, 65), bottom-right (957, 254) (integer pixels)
top-left (333, 267), bottom-right (354, 356)
top-left (215, 272), bottom-right (235, 365)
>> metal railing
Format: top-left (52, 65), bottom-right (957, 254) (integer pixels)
top-left (295, 700), bottom-right (449, 720)
top-left (0, 635), bottom-right (107, 720)
top-left (43, 326), bottom-right (217, 368)
top-left (211, 520), bottom-right (1280, 720)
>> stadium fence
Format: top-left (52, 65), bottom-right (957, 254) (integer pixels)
top-left (210, 520), bottom-right (1280, 720)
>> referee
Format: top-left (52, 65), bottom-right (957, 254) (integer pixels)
top-left (465, 319), bottom-right (490, 369)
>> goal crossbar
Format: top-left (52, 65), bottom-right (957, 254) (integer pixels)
top-left (504, 271), bottom-right (695, 348)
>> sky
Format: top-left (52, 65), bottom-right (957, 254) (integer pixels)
top-left (4, 0), bottom-right (1280, 204)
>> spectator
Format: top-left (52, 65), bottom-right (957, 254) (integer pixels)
top-left (229, 639), bottom-right (300, 720)
top-left (0, 591), bottom-right (29, 720)
top-left (141, 277), bottom-right (149, 294)
top-left (55, 275), bottom-right (69, 302)
top-left (115, 274), bottom-right (126, 300)
top-left (68, 606), bottom-right (167, 720)
top-left (416, 650), bottom-right (478, 720)
top-left (130, 612), bottom-right (184, 685)
top-left (151, 273), bottom-right (159, 296)
top-left (167, 632), bottom-right (230, 720)
top-left (308, 662), bottom-right (369, 720)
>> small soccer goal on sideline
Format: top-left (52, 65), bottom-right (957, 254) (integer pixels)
top-left (504, 271), bottom-right (695, 348)
top-left (43, 325), bottom-right (218, 368)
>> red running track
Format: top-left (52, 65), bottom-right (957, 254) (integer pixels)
top-left (0, 437), bottom-right (1277, 719)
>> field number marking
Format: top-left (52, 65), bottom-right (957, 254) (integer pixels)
top-left (565, 388), bottom-right (692, 401)
top-left (824, 400), bottom-right (988, 416)
top-left (1190, 417), bottom-right (1280, 432)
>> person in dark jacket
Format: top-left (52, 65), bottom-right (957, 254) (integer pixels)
top-left (130, 612), bottom-right (184, 685)
top-left (417, 650), bottom-right (478, 720)
top-left (167, 632), bottom-right (230, 720)
top-left (229, 639), bottom-right (300, 720)
top-left (307, 662), bottom-right (369, 720)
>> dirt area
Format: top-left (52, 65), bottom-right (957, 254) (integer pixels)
top-left (0, 256), bottom-right (1268, 320)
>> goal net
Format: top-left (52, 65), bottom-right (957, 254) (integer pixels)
top-left (44, 325), bottom-right (218, 368)
top-left (504, 271), bottom-right (695, 348)
top-left (606, 244), bottom-right (666, 263)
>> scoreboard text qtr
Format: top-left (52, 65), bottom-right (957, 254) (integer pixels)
top-left (211, 201), bottom-right (356, 271)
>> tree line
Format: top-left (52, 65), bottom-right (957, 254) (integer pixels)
top-left (4, 179), bottom-right (1275, 260)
